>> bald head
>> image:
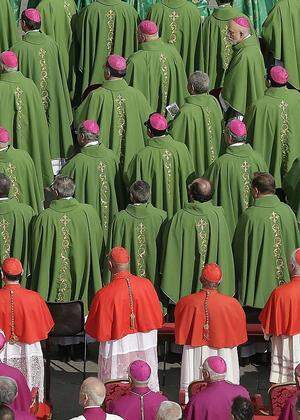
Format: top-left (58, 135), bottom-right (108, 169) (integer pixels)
top-left (189, 178), bottom-right (213, 202)
top-left (79, 377), bottom-right (106, 408)
top-left (228, 19), bottom-right (250, 45)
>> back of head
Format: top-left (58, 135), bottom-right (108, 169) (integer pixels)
top-left (188, 71), bottom-right (210, 95)
top-left (231, 396), bottom-right (254, 420)
top-left (106, 55), bottom-right (127, 78)
top-left (156, 401), bottom-right (182, 420)
top-left (129, 181), bottom-right (150, 204)
top-left (52, 176), bottom-right (75, 198)
top-left (0, 377), bottom-right (18, 405)
top-left (109, 246), bottom-right (130, 274)
top-left (226, 118), bottom-right (247, 144)
top-left (0, 174), bottom-right (11, 197)
top-left (252, 172), bottom-right (275, 195)
top-left (80, 377), bottom-right (106, 407)
top-left (146, 113), bottom-right (168, 137)
top-left (202, 356), bottom-right (227, 382)
top-left (189, 178), bottom-right (212, 202)
top-left (78, 120), bottom-right (100, 145)
top-left (21, 9), bottom-right (41, 31)
top-left (267, 66), bottom-right (289, 88)
top-left (0, 405), bottom-right (14, 420)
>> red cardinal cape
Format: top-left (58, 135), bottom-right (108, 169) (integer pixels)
top-left (86, 271), bottom-right (163, 342)
top-left (175, 289), bottom-right (247, 347)
top-left (259, 276), bottom-right (300, 336)
top-left (0, 284), bottom-right (54, 344)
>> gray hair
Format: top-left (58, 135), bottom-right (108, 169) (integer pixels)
top-left (0, 377), bottom-right (18, 404)
top-left (129, 180), bottom-right (151, 204)
top-left (78, 123), bottom-right (99, 144)
top-left (156, 401), bottom-right (182, 420)
top-left (189, 71), bottom-right (210, 94)
top-left (52, 176), bottom-right (75, 198)
top-left (202, 358), bottom-right (226, 381)
top-left (0, 173), bottom-right (11, 196)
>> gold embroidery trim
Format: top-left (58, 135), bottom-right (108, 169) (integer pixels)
top-left (136, 222), bottom-right (146, 277)
top-left (0, 218), bottom-right (10, 262)
top-left (98, 161), bottom-right (109, 231)
top-left (125, 277), bottom-right (136, 329)
top-left (196, 218), bottom-right (208, 273)
top-left (279, 100), bottom-right (289, 175)
top-left (160, 53), bottom-right (168, 113)
top-left (106, 9), bottom-right (115, 55)
top-left (169, 10), bottom-right (179, 44)
top-left (64, 0), bottom-right (72, 21)
top-left (15, 87), bottom-right (23, 141)
top-left (241, 160), bottom-right (250, 210)
top-left (7, 163), bottom-right (20, 201)
top-left (115, 95), bottom-right (126, 167)
top-left (56, 214), bottom-right (71, 302)
top-left (205, 107), bottom-right (216, 164)
top-left (221, 24), bottom-right (232, 70)
top-left (269, 211), bottom-right (285, 285)
top-left (9, 290), bottom-right (19, 344)
top-left (39, 48), bottom-right (50, 114)
top-left (162, 149), bottom-right (172, 195)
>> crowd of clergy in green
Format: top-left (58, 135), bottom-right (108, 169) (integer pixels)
top-left (0, 0), bottom-right (299, 317)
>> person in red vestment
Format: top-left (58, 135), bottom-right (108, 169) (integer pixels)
top-left (0, 331), bottom-right (31, 413)
top-left (175, 262), bottom-right (247, 401)
top-left (86, 247), bottom-right (163, 391)
top-left (0, 258), bottom-right (54, 402)
top-left (260, 248), bottom-right (300, 384)
top-left (109, 360), bottom-right (167, 420)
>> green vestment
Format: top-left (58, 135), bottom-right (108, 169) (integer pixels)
top-left (283, 158), bottom-right (300, 224)
top-left (222, 35), bottom-right (266, 115)
top-left (0, 71), bottom-right (53, 189)
top-left (187, 0), bottom-right (211, 19)
top-left (75, 79), bottom-right (151, 174)
top-left (126, 134), bottom-right (195, 218)
top-left (75, 0), bottom-right (92, 10)
top-left (1, 0), bottom-right (18, 51)
top-left (0, 146), bottom-right (43, 213)
top-left (60, 143), bottom-right (120, 243)
top-left (245, 86), bottom-right (300, 188)
top-left (204, 144), bottom-right (267, 239)
top-left (126, 0), bottom-right (157, 19)
top-left (147, 0), bottom-right (202, 77)
top-left (30, 198), bottom-right (104, 313)
top-left (233, 194), bottom-right (300, 308)
top-left (0, 198), bottom-right (34, 284)
top-left (125, 39), bottom-right (188, 115)
top-left (233, 0), bottom-right (267, 36)
top-left (9, 0), bottom-right (21, 20)
top-left (11, 31), bottom-right (73, 159)
top-left (29, 0), bottom-right (78, 85)
top-left (161, 200), bottom-right (235, 303)
top-left (104, 203), bottom-right (167, 286)
top-left (262, 0), bottom-right (300, 90)
top-left (75, 0), bottom-right (138, 97)
top-left (170, 93), bottom-right (223, 176)
top-left (200, 5), bottom-right (248, 89)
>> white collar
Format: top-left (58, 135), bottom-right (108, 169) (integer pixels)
top-left (62, 197), bottom-right (73, 200)
top-left (0, 147), bottom-right (8, 152)
top-left (244, 34), bottom-right (251, 40)
top-left (84, 141), bottom-right (99, 148)
top-left (0, 197), bottom-right (9, 201)
top-left (230, 142), bottom-right (245, 147)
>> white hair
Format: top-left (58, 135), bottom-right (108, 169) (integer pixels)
top-left (156, 401), bottom-right (182, 420)
top-left (0, 377), bottom-right (18, 404)
top-left (0, 62), bottom-right (17, 73)
top-left (290, 249), bottom-right (300, 275)
top-left (202, 358), bottom-right (226, 381)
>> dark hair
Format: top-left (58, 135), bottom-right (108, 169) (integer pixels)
top-left (2, 272), bottom-right (21, 282)
top-left (189, 178), bottom-right (213, 202)
top-left (0, 174), bottom-right (11, 196)
top-left (252, 172), bottom-right (275, 195)
top-left (21, 11), bottom-right (41, 30)
top-left (267, 66), bottom-right (287, 88)
top-left (129, 180), bottom-right (150, 204)
top-left (217, 0), bottom-right (232, 5)
top-left (0, 405), bottom-right (14, 420)
top-left (52, 176), bottom-right (75, 198)
top-left (107, 64), bottom-right (126, 78)
top-left (231, 397), bottom-right (254, 420)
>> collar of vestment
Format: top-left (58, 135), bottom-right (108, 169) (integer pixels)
top-left (291, 276), bottom-right (300, 282)
top-left (254, 194), bottom-right (280, 208)
top-left (96, 0), bottom-right (121, 5)
top-left (102, 79), bottom-right (128, 91)
top-left (233, 35), bottom-right (256, 51)
top-left (3, 283), bottom-right (21, 290)
top-left (199, 288), bottom-right (218, 296)
top-left (112, 271), bottom-right (132, 282)
top-left (0, 71), bottom-right (23, 84)
top-left (125, 203), bottom-right (153, 218)
top-left (49, 198), bottom-right (79, 212)
top-left (161, 0), bottom-right (186, 8)
top-left (0, 198), bottom-right (18, 214)
top-left (83, 406), bottom-right (106, 419)
top-left (23, 31), bottom-right (46, 45)
top-left (140, 39), bottom-right (165, 51)
top-left (185, 93), bottom-right (214, 108)
top-left (147, 134), bottom-right (173, 148)
top-left (80, 143), bottom-right (106, 158)
top-left (0, 145), bottom-right (15, 162)
top-left (265, 86), bottom-right (291, 100)
top-left (183, 200), bottom-right (214, 215)
top-left (226, 143), bottom-right (252, 157)
top-left (130, 386), bottom-right (151, 396)
top-left (213, 5), bottom-right (240, 20)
